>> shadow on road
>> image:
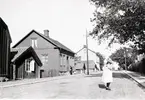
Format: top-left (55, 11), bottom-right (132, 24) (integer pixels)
top-left (85, 72), bottom-right (131, 79)
top-left (98, 84), bottom-right (106, 89)
top-left (113, 72), bottom-right (131, 79)
top-left (85, 73), bottom-right (102, 77)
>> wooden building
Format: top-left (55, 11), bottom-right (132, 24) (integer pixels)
top-left (0, 18), bottom-right (12, 78)
top-left (12, 30), bottom-right (75, 77)
top-left (10, 47), bottom-right (42, 79)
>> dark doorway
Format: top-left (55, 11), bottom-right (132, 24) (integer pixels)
top-left (40, 70), bottom-right (44, 78)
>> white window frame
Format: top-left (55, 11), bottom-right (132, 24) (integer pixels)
top-left (41, 54), bottom-right (49, 65)
top-left (31, 38), bottom-right (37, 48)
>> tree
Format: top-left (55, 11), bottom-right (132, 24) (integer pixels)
top-left (90, 0), bottom-right (145, 54)
top-left (95, 64), bottom-right (99, 70)
top-left (96, 52), bottom-right (105, 70)
top-left (110, 47), bottom-right (137, 69)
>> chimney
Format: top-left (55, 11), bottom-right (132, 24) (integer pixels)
top-left (44, 30), bottom-right (49, 37)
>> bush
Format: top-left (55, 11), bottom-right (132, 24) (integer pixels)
top-left (128, 58), bottom-right (145, 75)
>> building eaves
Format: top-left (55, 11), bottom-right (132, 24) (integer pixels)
top-left (13, 29), bottom-right (75, 54)
top-left (11, 46), bottom-right (42, 66)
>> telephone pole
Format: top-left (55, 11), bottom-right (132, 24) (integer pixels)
top-left (86, 29), bottom-right (89, 75)
top-left (124, 47), bottom-right (127, 70)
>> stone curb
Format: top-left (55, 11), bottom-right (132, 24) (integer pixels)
top-left (123, 71), bottom-right (145, 89)
top-left (0, 75), bottom-right (77, 88)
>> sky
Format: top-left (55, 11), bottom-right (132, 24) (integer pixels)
top-left (0, 0), bottom-right (122, 61)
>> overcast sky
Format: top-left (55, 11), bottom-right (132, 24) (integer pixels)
top-left (0, 0), bottom-right (121, 61)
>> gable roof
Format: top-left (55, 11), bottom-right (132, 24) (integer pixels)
top-left (11, 47), bottom-right (28, 62)
top-left (45, 35), bottom-right (74, 53)
top-left (13, 30), bottom-right (75, 54)
top-left (11, 46), bottom-right (42, 66)
top-left (0, 17), bottom-right (7, 29)
top-left (0, 17), bottom-right (12, 43)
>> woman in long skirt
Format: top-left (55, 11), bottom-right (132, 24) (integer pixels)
top-left (102, 61), bottom-right (113, 90)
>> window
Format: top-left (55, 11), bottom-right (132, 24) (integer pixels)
top-left (60, 54), bottom-right (63, 67)
top-left (60, 54), bottom-right (62, 57)
top-left (30, 60), bottom-right (35, 71)
top-left (25, 58), bottom-right (35, 72)
top-left (31, 38), bottom-right (37, 48)
top-left (25, 59), bottom-right (30, 72)
top-left (41, 54), bottom-right (49, 65)
top-left (60, 54), bottom-right (67, 67)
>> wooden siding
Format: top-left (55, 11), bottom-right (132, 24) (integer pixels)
top-left (16, 62), bottom-right (24, 79)
top-left (16, 60), bottom-right (40, 79)
top-left (0, 23), bottom-right (10, 77)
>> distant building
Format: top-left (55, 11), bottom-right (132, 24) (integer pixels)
top-left (74, 56), bottom-right (81, 62)
top-left (74, 60), bottom-right (97, 74)
top-left (12, 30), bottom-right (75, 77)
top-left (0, 17), bottom-right (12, 78)
top-left (75, 47), bottom-right (100, 71)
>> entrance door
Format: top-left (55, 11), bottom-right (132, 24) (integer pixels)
top-left (40, 70), bottom-right (44, 78)
top-left (67, 56), bottom-right (69, 71)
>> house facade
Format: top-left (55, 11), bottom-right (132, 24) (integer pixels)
top-left (13, 30), bottom-right (75, 77)
top-left (74, 60), bottom-right (97, 74)
top-left (0, 17), bottom-right (12, 78)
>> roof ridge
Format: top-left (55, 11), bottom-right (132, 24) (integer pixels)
top-left (13, 29), bottom-right (75, 54)
top-left (39, 32), bottom-right (75, 53)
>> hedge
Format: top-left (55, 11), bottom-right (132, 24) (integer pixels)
top-left (128, 58), bottom-right (145, 75)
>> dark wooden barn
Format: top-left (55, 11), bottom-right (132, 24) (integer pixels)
top-left (0, 17), bottom-right (12, 78)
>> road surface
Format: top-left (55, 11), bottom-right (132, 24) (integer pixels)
top-left (0, 71), bottom-right (145, 99)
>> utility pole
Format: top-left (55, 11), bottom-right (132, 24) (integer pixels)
top-left (86, 29), bottom-right (89, 75)
top-left (124, 47), bottom-right (127, 71)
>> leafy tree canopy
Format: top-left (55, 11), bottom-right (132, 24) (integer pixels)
top-left (90, 0), bottom-right (145, 54)
top-left (110, 47), bottom-right (138, 69)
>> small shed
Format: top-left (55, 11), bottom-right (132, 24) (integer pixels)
top-left (10, 46), bottom-right (42, 80)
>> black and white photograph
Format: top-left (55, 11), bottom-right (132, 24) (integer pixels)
top-left (1, 0), bottom-right (145, 99)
